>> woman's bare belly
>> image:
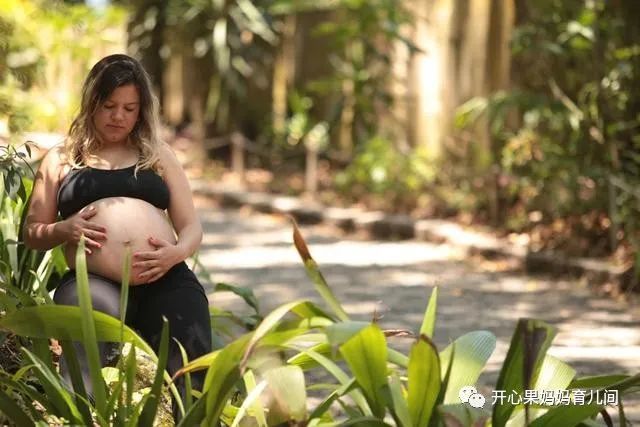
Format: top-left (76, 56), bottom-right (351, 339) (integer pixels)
top-left (64, 197), bottom-right (176, 285)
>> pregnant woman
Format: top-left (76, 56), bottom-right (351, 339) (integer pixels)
top-left (23, 54), bottom-right (211, 404)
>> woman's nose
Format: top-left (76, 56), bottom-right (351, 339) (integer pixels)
top-left (111, 108), bottom-right (124, 121)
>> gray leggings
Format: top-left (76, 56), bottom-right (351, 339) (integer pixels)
top-left (53, 261), bottom-right (211, 399)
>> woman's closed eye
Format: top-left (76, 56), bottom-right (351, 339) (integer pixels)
top-left (103, 104), bottom-right (136, 112)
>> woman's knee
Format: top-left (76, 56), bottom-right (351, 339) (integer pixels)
top-left (53, 274), bottom-right (123, 318)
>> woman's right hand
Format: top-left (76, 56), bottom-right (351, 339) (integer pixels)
top-left (60, 206), bottom-right (107, 254)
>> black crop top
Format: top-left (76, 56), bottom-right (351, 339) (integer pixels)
top-left (57, 165), bottom-right (170, 219)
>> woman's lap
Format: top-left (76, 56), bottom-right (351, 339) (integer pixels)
top-left (128, 262), bottom-right (212, 377)
top-left (54, 270), bottom-right (124, 319)
top-left (53, 262), bottom-right (212, 377)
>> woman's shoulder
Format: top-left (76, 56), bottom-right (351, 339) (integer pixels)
top-left (41, 143), bottom-right (68, 163)
top-left (39, 143), bottom-right (72, 180)
top-left (156, 141), bottom-right (181, 168)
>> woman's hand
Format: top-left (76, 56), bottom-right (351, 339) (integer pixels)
top-left (132, 236), bottom-right (183, 283)
top-left (60, 206), bottom-right (107, 254)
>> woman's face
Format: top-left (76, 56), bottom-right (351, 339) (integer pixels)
top-left (93, 84), bottom-right (141, 145)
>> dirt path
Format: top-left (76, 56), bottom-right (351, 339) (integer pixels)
top-left (195, 204), bottom-right (640, 423)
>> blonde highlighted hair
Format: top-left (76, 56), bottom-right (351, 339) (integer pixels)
top-left (64, 54), bottom-right (162, 174)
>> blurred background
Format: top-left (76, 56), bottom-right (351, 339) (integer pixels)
top-left (1, 0), bottom-right (639, 288)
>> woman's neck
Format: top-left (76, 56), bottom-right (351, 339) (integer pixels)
top-left (87, 142), bottom-right (140, 168)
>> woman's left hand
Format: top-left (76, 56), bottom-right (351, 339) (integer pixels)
top-left (133, 236), bottom-right (183, 283)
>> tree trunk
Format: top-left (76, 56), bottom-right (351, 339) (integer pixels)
top-left (272, 14), bottom-right (297, 147)
top-left (126, 0), bottom-right (166, 102)
top-left (407, 0), bottom-right (455, 159)
top-left (484, 0), bottom-right (515, 224)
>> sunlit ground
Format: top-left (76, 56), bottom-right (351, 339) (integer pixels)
top-left (197, 207), bottom-right (640, 423)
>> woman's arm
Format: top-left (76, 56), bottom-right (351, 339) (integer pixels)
top-left (23, 146), bottom-right (107, 252)
top-left (161, 142), bottom-right (203, 260)
top-left (133, 143), bottom-right (202, 282)
top-left (24, 146), bottom-right (67, 250)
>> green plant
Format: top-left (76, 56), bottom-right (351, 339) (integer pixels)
top-left (0, 147), bottom-right (638, 425)
top-left (172, 223), bottom-right (640, 426)
top-left (454, 1), bottom-right (640, 272)
top-left (271, 0), bottom-right (419, 160)
top-left (0, 142), bottom-right (66, 296)
top-left (335, 135), bottom-right (436, 210)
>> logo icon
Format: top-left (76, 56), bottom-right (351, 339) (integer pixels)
top-left (459, 386), bottom-right (486, 409)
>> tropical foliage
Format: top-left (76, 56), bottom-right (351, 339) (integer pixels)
top-left (1, 149), bottom-right (639, 426)
top-left (0, 0), bottom-right (127, 134)
top-left (454, 1), bottom-right (640, 269)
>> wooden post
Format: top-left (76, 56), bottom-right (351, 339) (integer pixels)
top-left (306, 144), bottom-right (318, 196)
top-left (231, 132), bottom-right (245, 186)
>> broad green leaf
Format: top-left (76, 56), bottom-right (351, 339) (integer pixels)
top-left (508, 355), bottom-right (576, 424)
top-left (533, 355), bottom-right (576, 391)
top-left (389, 348), bottom-right (409, 368)
top-left (288, 342), bottom-right (333, 370)
top-left (325, 321), bottom-right (370, 348)
top-left (0, 386), bottom-right (35, 426)
top-left (388, 373), bottom-right (411, 427)
top-left (492, 319), bottom-right (556, 427)
top-left (233, 371), bottom-right (267, 427)
top-left (0, 370), bottom-right (46, 420)
top-left (339, 323), bottom-right (388, 418)
top-left (407, 335), bottom-right (440, 427)
top-left (440, 331), bottom-right (496, 404)
top-left (292, 222), bottom-right (349, 321)
top-left (75, 237), bottom-right (107, 414)
top-left (213, 281), bottom-right (261, 315)
top-left (338, 417), bottom-right (392, 426)
top-left (430, 341), bottom-right (456, 427)
top-left (419, 286), bottom-right (438, 338)
top-left (242, 299), bottom-right (321, 367)
top-left (438, 403), bottom-right (490, 427)
top-left (177, 392), bottom-right (207, 427)
top-left (308, 384), bottom-right (345, 422)
top-left (569, 375), bottom-right (629, 389)
top-left (290, 340), bottom-right (407, 371)
top-left (231, 378), bottom-right (267, 427)
top-left (0, 305), bottom-right (155, 357)
top-left (176, 348), bottom-right (221, 377)
top-left (264, 366), bottom-right (307, 424)
top-left (260, 328), bottom-right (322, 351)
top-left (22, 348), bottom-right (83, 424)
top-left (203, 337), bottom-right (248, 425)
top-left (295, 348), bottom-right (372, 416)
top-left (530, 374), bottom-right (640, 427)
top-left (290, 302), bottom-right (335, 322)
top-left (0, 288), bottom-right (19, 311)
top-left (281, 315), bottom-right (335, 331)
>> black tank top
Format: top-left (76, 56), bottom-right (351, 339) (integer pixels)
top-left (57, 165), bottom-right (170, 219)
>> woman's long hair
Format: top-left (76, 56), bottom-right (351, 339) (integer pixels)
top-left (64, 54), bottom-right (162, 174)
